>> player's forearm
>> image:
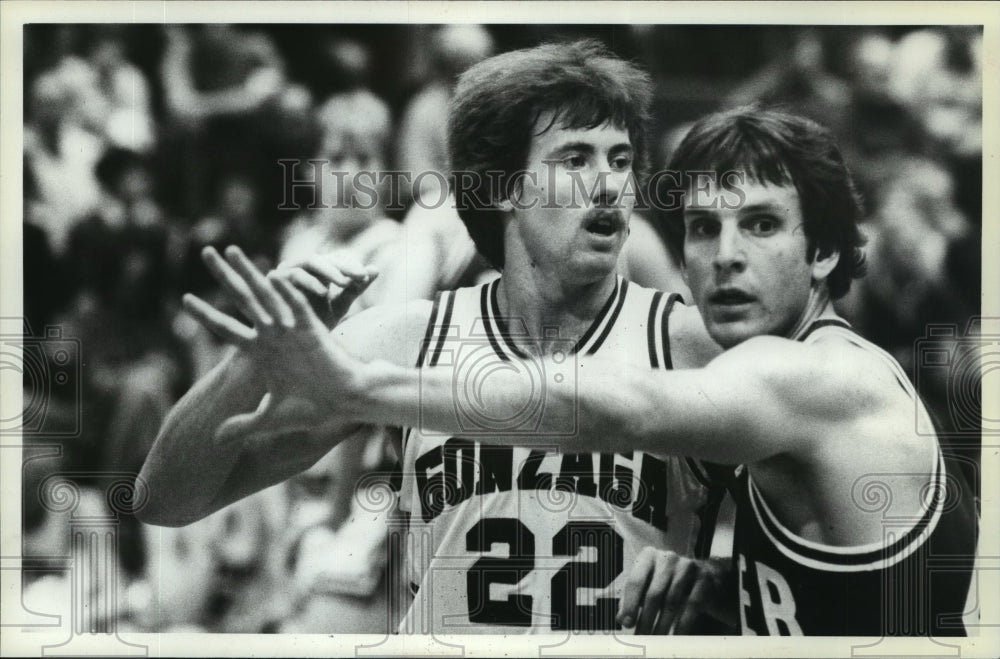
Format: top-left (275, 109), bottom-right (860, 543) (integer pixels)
top-left (137, 349), bottom-right (266, 526)
top-left (358, 358), bottom-right (758, 462)
top-left (356, 359), bottom-right (655, 453)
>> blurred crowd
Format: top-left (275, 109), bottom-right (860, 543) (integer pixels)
top-left (20, 24), bottom-right (982, 634)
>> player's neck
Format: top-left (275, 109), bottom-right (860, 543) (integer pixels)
top-left (787, 285), bottom-right (840, 341)
top-left (495, 269), bottom-right (618, 356)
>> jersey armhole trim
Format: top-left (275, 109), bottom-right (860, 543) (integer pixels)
top-left (747, 450), bottom-right (946, 572)
top-left (660, 292), bottom-right (681, 370)
top-left (416, 290), bottom-right (445, 368)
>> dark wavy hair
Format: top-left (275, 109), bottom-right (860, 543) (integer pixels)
top-left (448, 39), bottom-right (653, 270)
top-left (659, 106), bottom-right (866, 299)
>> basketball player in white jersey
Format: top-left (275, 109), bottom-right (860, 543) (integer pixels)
top-left (139, 40), bottom-right (724, 634)
top-left (190, 107), bottom-right (977, 636)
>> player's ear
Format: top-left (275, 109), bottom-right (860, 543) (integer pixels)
top-left (810, 245), bottom-right (840, 283)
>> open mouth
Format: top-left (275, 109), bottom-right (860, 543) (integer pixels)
top-left (709, 288), bottom-right (756, 305)
top-left (584, 210), bottom-right (623, 237)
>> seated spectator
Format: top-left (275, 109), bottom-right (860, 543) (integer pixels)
top-left (24, 71), bottom-right (104, 254)
top-left (280, 90), bottom-right (400, 312)
top-left (85, 26), bottom-right (156, 153)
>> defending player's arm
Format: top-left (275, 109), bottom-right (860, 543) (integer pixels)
top-left (359, 333), bottom-right (892, 465)
top-left (137, 247), bottom-right (427, 527)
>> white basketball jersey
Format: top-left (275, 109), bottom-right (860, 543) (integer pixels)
top-left (397, 277), bottom-right (725, 634)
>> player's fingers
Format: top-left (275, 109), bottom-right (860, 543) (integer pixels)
top-left (326, 274), bottom-right (377, 319)
top-left (655, 558), bottom-right (699, 634)
top-left (304, 251), bottom-right (372, 283)
top-left (300, 259), bottom-right (353, 288)
top-left (617, 546), bottom-right (658, 629)
top-left (182, 293), bottom-right (255, 346)
top-left (673, 578), bottom-right (711, 635)
top-left (673, 606), bottom-right (701, 635)
top-left (224, 245), bottom-right (293, 327)
top-left (270, 273), bottom-right (323, 328)
top-left (283, 268), bottom-right (328, 298)
top-left (201, 246), bottom-right (272, 325)
top-left (635, 551), bottom-right (675, 634)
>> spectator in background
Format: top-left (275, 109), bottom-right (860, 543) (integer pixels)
top-left (397, 25), bottom-right (494, 209)
top-left (57, 147), bottom-right (180, 484)
top-left (280, 90), bottom-right (400, 312)
top-left (725, 28), bottom-right (852, 139)
top-left (890, 28), bottom-right (982, 160)
top-left (24, 71), bottom-right (105, 255)
top-left (273, 89), bottom-right (401, 633)
top-left (84, 26), bottom-right (156, 154)
top-left (159, 24), bottom-right (286, 219)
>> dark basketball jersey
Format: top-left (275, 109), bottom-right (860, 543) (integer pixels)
top-left (397, 277), bottom-right (726, 633)
top-left (734, 319), bottom-right (978, 636)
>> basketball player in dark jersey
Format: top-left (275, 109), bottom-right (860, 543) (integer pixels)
top-left (186, 107), bottom-right (977, 637)
top-left (138, 41), bottom-right (726, 634)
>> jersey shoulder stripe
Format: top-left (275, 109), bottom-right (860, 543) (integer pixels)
top-left (586, 279), bottom-right (629, 355)
top-left (571, 277), bottom-right (624, 355)
top-left (646, 290), bottom-right (664, 368)
top-left (416, 289), bottom-right (445, 367)
top-left (660, 292), bottom-right (682, 369)
top-left (428, 290), bottom-right (456, 367)
top-left (746, 450), bottom-right (947, 571)
top-left (645, 291), bottom-right (681, 369)
top-left (479, 279), bottom-right (528, 361)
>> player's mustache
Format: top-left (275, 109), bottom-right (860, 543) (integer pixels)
top-left (582, 208), bottom-right (626, 229)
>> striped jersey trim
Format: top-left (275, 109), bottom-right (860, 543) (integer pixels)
top-left (571, 277), bottom-right (626, 355)
top-left (416, 291), bottom-right (444, 367)
top-left (482, 277), bottom-right (627, 360)
top-left (646, 291), bottom-right (681, 369)
top-left (746, 450), bottom-right (946, 572)
top-left (647, 291), bottom-right (664, 368)
top-left (489, 279), bottom-right (529, 359)
top-left (428, 290), bottom-right (455, 367)
top-left (586, 279), bottom-right (629, 355)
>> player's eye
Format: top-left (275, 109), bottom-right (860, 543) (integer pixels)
top-left (562, 154), bottom-right (587, 169)
top-left (746, 215), bottom-right (779, 235)
top-left (610, 155), bottom-right (633, 171)
top-left (688, 218), bottom-right (720, 238)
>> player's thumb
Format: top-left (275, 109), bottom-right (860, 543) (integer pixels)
top-left (215, 393), bottom-right (280, 445)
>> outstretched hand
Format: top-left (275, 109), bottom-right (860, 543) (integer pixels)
top-left (270, 250), bottom-right (379, 327)
top-left (182, 245), bottom-right (373, 445)
top-left (617, 547), bottom-right (737, 634)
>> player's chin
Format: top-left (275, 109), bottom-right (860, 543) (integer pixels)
top-left (570, 250), bottom-right (621, 281)
top-left (704, 316), bottom-right (764, 349)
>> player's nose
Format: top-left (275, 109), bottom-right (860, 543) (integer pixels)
top-left (713, 223), bottom-right (747, 273)
top-left (593, 162), bottom-right (624, 207)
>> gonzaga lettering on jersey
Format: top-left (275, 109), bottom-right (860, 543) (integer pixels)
top-left (398, 277), bottom-right (725, 634)
top-left (734, 320), bottom-right (977, 636)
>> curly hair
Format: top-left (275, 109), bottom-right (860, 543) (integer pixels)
top-left (659, 106), bottom-right (866, 299)
top-left (448, 39), bottom-right (653, 270)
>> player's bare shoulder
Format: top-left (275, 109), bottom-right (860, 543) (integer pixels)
top-left (333, 300), bottom-right (435, 369)
top-left (729, 329), bottom-right (934, 471)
